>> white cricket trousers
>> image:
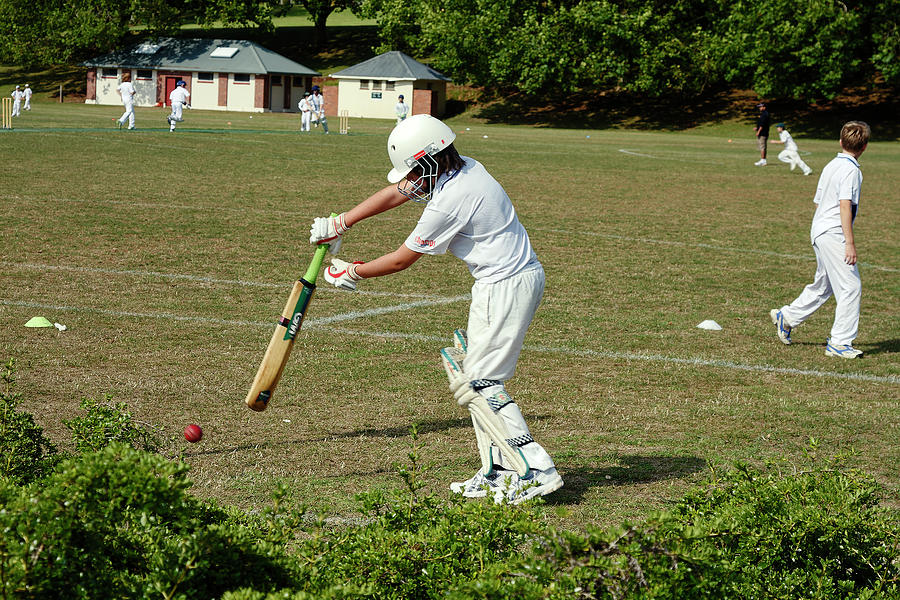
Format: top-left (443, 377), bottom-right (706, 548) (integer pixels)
top-left (777, 149), bottom-right (811, 173)
top-left (12, 100), bottom-right (21, 117)
top-left (463, 265), bottom-right (555, 471)
top-left (780, 230), bottom-right (861, 346)
top-left (300, 111), bottom-right (311, 131)
top-left (119, 102), bottom-right (135, 128)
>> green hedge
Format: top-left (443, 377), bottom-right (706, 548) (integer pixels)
top-left (1, 359), bottom-right (898, 599)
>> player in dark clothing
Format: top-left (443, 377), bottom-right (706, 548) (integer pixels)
top-left (755, 102), bottom-right (771, 166)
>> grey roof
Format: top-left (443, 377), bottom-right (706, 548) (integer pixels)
top-left (82, 38), bottom-right (319, 76)
top-left (331, 51), bottom-right (450, 82)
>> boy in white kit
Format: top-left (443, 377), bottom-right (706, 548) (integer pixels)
top-left (23, 84), bottom-right (32, 110)
top-left (10, 85), bottom-right (23, 117)
top-left (167, 80), bottom-right (190, 132)
top-left (770, 121), bottom-right (870, 358)
top-left (773, 123), bottom-right (812, 175)
top-left (117, 72), bottom-right (136, 129)
top-left (308, 114), bottom-right (562, 504)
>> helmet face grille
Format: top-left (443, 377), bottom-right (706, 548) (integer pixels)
top-left (397, 153), bottom-right (439, 203)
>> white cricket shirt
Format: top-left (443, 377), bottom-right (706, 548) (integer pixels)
top-left (169, 87), bottom-right (189, 106)
top-left (405, 157), bottom-right (538, 282)
top-left (779, 129), bottom-right (798, 152)
top-left (118, 81), bottom-right (135, 104)
top-left (809, 152), bottom-right (862, 243)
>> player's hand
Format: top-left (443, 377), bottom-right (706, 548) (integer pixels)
top-left (844, 243), bottom-right (857, 265)
top-left (310, 213), bottom-right (351, 245)
top-left (324, 259), bottom-right (363, 291)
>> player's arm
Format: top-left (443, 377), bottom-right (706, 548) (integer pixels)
top-left (839, 199), bottom-right (857, 265)
top-left (309, 185), bottom-right (408, 245)
top-left (324, 245), bottom-right (422, 290)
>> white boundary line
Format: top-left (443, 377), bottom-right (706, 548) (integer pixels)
top-left (535, 228), bottom-right (899, 273)
top-left (0, 261), bottom-right (451, 300)
top-left (2, 299), bottom-right (896, 385)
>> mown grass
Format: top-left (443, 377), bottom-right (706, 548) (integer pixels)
top-left (1, 101), bottom-right (897, 531)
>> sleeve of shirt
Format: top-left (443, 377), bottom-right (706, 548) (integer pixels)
top-left (838, 169), bottom-right (860, 204)
top-left (404, 207), bottom-right (465, 255)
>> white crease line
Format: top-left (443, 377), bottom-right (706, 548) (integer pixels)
top-left (327, 329), bottom-right (900, 385)
top-left (313, 295), bottom-right (470, 325)
top-left (0, 296), bottom-right (470, 329)
top-left (535, 228), bottom-right (899, 273)
top-left (3, 299), bottom-right (893, 385)
top-left (0, 261), bottom-right (448, 300)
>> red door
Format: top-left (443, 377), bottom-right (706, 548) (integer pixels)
top-left (164, 77), bottom-right (179, 106)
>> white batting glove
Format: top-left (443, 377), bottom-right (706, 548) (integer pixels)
top-left (324, 259), bottom-right (363, 291)
top-left (309, 213), bottom-right (351, 255)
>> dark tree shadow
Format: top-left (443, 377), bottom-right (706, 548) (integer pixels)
top-left (470, 86), bottom-right (900, 140)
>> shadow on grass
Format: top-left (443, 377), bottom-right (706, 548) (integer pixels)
top-left (470, 86), bottom-right (900, 140)
top-left (861, 338), bottom-right (900, 356)
top-left (547, 454), bottom-right (707, 505)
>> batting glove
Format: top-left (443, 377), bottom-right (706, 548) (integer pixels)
top-left (324, 258), bottom-right (363, 291)
top-left (310, 213), bottom-right (350, 254)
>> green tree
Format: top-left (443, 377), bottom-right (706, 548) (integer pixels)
top-left (0, 0), bottom-right (274, 68)
top-left (296, 0), bottom-right (363, 45)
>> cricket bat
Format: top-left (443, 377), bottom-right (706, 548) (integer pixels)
top-left (245, 239), bottom-right (331, 412)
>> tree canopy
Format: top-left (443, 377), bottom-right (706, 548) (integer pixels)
top-left (360, 0), bottom-right (900, 100)
top-left (1, 0), bottom-right (897, 101)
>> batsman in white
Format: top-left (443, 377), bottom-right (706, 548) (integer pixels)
top-left (167, 80), bottom-right (190, 132)
top-left (309, 114), bottom-right (563, 504)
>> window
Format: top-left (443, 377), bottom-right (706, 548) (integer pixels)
top-left (233, 73), bottom-right (250, 84)
top-left (197, 72), bottom-right (214, 83)
top-left (372, 80), bottom-right (383, 91)
top-left (101, 68), bottom-right (118, 79)
top-left (359, 79), bottom-right (369, 90)
top-left (135, 43), bottom-right (160, 55)
top-left (293, 76), bottom-right (305, 87)
top-left (385, 81), bottom-right (395, 91)
top-left (211, 47), bottom-right (239, 58)
top-left (271, 75), bottom-right (282, 86)
top-left (137, 70), bottom-right (152, 80)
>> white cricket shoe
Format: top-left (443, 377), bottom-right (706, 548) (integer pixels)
top-left (450, 468), bottom-right (510, 498)
top-left (494, 467), bottom-right (563, 505)
top-left (825, 339), bottom-right (863, 359)
top-left (770, 309), bottom-right (792, 345)
top-left (803, 168), bottom-right (813, 176)
top-left (754, 159), bottom-right (767, 166)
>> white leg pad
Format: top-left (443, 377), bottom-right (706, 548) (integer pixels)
top-left (441, 347), bottom-right (530, 477)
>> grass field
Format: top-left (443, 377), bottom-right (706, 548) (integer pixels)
top-left (1, 101), bottom-right (897, 531)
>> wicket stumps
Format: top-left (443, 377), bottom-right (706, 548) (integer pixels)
top-left (1, 97), bottom-right (11, 129)
top-left (339, 110), bottom-right (349, 135)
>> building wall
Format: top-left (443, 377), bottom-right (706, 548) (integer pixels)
top-left (192, 73), bottom-right (219, 109)
top-left (85, 67), bottom-right (308, 112)
top-left (336, 79), bottom-right (415, 119)
top-left (226, 73), bottom-right (256, 111)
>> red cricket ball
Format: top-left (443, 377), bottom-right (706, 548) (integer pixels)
top-left (183, 424), bottom-right (203, 443)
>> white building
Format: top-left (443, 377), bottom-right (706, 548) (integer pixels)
top-left (330, 51), bottom-right (451, 120)
top-left (82, 38), bottom-right (320, 113)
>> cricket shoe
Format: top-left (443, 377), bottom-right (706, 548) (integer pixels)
top-left (769, 309), bottom-right (792, 345)
top-left (825, 339), bottom-right (863, 359)
top-left (754, 159), bottom-right (767, 166)
top-left (494, 467), bottom-right (563, 505)
top-left (450, 468), bottom-right (510, 498)
top-left (804, 168), bottom-right (813, 176)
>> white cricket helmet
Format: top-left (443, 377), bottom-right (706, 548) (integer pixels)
top-left (386, 114), bottom-right (456, 184)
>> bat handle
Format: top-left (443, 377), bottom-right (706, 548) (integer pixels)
top-left (302, 212), bottom-right (338, 283)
